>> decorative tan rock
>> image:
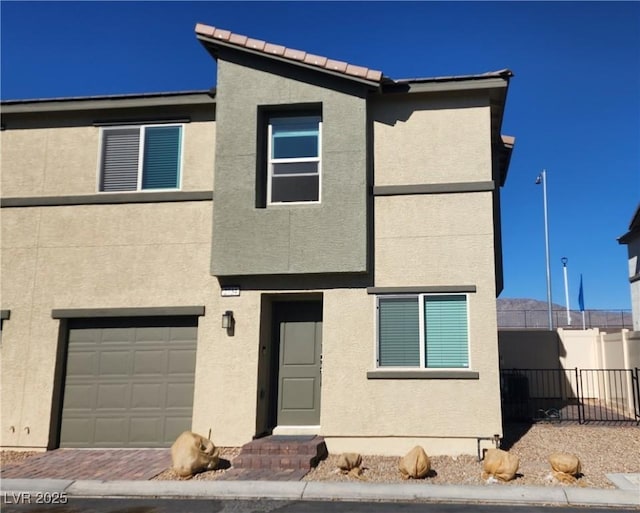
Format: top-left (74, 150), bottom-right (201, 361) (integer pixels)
top-left (337, 452), bottom-right (364, 479)
top-left (549, 452), bottom-right (582, 484)
top-left (170, 431), bottom-right (220, 477)
top-left (481, 448), bottom-right (520, 482)
top-left (399, 445), bottom-right (431, 479)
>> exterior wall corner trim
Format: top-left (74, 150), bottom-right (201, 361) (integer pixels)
top-left (373, 181), bottom-right (495, 197)
top-left (367, 285), bottom-right (477, 295)
top-left (366, 370), bottom-right (480, 379)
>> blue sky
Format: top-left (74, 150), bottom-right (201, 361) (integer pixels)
top-left (2, 1), bottom-right (638, 310)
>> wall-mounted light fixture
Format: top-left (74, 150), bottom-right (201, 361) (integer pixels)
top-left (222, 310), bottom-right (234, 330)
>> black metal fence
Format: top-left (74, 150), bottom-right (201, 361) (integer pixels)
top-left (497, 309), bottom-right (632, 330)
top-left (501, 368), bottom-right (640, 424)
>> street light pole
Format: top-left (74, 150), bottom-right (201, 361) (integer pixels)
top-left (536, 170), bottom-right (553, 331)
top-left (561, 257), bottom-right (571, 326)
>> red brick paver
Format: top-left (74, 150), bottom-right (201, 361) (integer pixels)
top-left (1, 449), bottom-right (171, 481)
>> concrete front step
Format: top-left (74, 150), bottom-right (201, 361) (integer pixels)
top-left (232, 435), bottom-right (327, 471)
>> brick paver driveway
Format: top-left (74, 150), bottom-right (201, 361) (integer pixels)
top-left (1, 449), bottom-right (171, 481)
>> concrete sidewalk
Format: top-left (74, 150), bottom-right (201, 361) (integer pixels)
top-left (2, 478), bottom-right (639, 508)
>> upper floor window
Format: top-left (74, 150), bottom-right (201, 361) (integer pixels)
top-left (99, 124), bottom-right (182, 192)
top-left (267, 115), bottom-right (321, 204)
top-left (377, 294), bottom-right (469, 369)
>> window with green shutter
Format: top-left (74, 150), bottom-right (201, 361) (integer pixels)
top-left (100, 124), bottom-right (182, 192)
top-left (377, 294), bottom-right (469, 369)
top-left (424, 295), bottom-right (469, 368)
top-left (378, 297), bottom-right (420, 366)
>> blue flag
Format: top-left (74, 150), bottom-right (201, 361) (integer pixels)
top-left (578, 274), bottom-right (585, 312)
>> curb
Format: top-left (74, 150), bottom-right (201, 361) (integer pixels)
top-left (0, 479), bottom-right (640, 508)
top-left (2, 479), bottom-right (639, 508)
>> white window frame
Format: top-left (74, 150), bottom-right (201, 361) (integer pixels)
top-left (374, 293), bottom-right (471, 371)
top-left (266, 116), bottom-right (322, 205)
top-left (97, 123), bottom-right (184, 193)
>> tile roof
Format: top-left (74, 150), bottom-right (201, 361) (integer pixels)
top-left (195, 23), bottom-right (384, 84)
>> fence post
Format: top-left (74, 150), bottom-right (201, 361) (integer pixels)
top-left (575, 367), bottom-right (583, 424)
top-left (631, 367), bottom-right (640, 424)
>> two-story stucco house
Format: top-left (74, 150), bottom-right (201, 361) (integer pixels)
top-left (0, 24), bottom-right (514, 457)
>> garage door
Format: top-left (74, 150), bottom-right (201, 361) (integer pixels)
top-left (60, 317), bottom-right (197, 448)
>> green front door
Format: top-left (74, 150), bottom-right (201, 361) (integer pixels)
top-left (274, 301), bottom-right (322, 426)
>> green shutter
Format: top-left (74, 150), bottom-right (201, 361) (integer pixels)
top-left (142, 126), bottom-right (181, 189)
top-left (424, 295), bottom-right (469, 368)
top-left (101, 128), bottom-right (140, 191)
top-left (378, 297), bottom-right (420, 367)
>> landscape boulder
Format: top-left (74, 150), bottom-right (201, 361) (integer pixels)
top-left (337, 452), bottom-right (364, 479)
top-left (399, 445), bottom-right (431, 479)
top-left (549, 452), bottom-right (582, 484)
top-left (481, 448), bottom-right (519, 482)
top-left (171, 431), bottom-right (220, 477)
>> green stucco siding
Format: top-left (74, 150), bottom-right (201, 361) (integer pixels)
top-left (211, 57), bottom-right (369, 276)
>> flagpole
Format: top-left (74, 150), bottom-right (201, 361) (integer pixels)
top-left (578, 274), bottom-right (586, 330)
top-left (561, 257), bottom-right (571, 326)
top-left (536, 170), bottom-right (553, 331)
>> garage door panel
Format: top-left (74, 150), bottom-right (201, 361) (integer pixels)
top-left (95, 417), bottom-right (128, 444)
top-left (170, 326), bottom-right (198, 342)
top-left (131, 383), bottom-right (163, 408)
top-left (68, 328), bottom-right (101, 344)
top-left (168, 349), bottom-right (196, 373)
top-left (60, 316), bottom-right (198, 448)
top-left (166, 383), bottom-right (194, 409)
top-left (130, 418), bottom-right (162, 444)
top-left (66, 351), bottom-right (97, 376)
top-left (164, 417), bottom-right (192, 443)
top-left (100, 328), bottom-right (136, 344)
top-left (135, 327), bottom-right (170, 344)
top-left (99, 351), bottom-right (133, 375)
top-left (60, 418), bottom-right (93, 446)
top-left (63, 384), bottom-right (96, 409)
top-left (97, 383), bottom-right (130, 409)
top-left (133, 350), bottom-right (168, 374)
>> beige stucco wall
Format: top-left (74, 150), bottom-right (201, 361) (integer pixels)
top-left (189, 284), bottom-right (503, 456)
top-left (0, 202), bottom-right (217, 448)
top-left (0, 121), bottom-right (216, 196)
top-left (372, 92), bottom-right (492, 186)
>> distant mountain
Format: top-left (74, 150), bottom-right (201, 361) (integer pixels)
top-left (497, 298), bottom-right (566, 311)
top-left (497, 298), bottom-right (632, 329)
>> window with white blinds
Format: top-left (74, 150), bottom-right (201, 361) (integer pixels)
top-left (100, 125), bottom-right (182, 192)
top-left (376, 294), bottom-right (469, 369)
top-left (267, 115), bottom-right (321, 204)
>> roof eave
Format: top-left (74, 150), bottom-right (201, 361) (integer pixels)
top-left (1, 90), bottom-right (216, 114)
top-left (197, 34), bottom-right (382, 89)
top-left (382, 75), bottom-right (511, 95)
top-left (498, 135), bottom-right (515, 187)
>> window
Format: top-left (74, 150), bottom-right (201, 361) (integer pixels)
top-left (267, 115), bottom-right (321, 204)
top-left (377, 295), bottom-right (469, 369)
top-left (100, 124), bottom-right (182, 192)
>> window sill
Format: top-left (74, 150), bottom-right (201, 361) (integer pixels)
top-left (367, 370), bottom-right (479, 380)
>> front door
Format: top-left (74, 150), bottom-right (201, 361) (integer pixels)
top-left (273, 301), bottom-right (322, 427)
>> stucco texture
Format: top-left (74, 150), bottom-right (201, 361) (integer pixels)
top-left (372, 92), bottom-right (492, 187)
top-left (0, 202), bottom-right (216, 448)
top-left (211, 58), bottom-right (368, 276)
top-left (0, 121), bottom-right (215, 197)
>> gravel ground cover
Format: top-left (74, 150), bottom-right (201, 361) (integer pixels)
top-left (304, 424), bottom-right (640, 489)
top-left (3, 424), bottom-right (638, 488)
top-left (1, 451), bottom-right (39, 466)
